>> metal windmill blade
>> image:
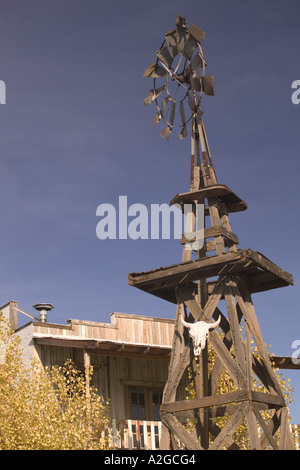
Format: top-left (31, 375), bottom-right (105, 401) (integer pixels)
top-left (143, 16), bottom-right (214, 140)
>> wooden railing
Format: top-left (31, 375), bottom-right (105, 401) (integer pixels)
top-left (111, 420), bottom-right (299, 450)
top-left (112, 419), bottom-right (162, 450)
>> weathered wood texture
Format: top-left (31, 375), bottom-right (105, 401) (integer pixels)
top-left (24, 313), bottom-right (189, 422)
top-left (128, 249), bottom-right (294, 304)
top-left (158, 275), bottom-right (295, 450)
top-left (170, 184), bottom-right (247, 213)
top-left (33, 312), bottom-right (174, 346)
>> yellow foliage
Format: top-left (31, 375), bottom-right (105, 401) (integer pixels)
top-left (0, 313), bottom-right (112, 450)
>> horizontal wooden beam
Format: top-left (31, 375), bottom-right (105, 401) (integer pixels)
top-left (129, 249), bottom-right (293, 287)
top-left (86, 348), bottom-right (171, 361)
top-left (250, 391), bottom-right (286, 408)
top-left (180, 225), bottom-right (239, 245)
top-left (128, 249), bottom-right (293, 302)
top-left (170, 184), bottom-right (247, 213)
top-left (34, 337), bottom-right (171, 361)
top-left (161, 390), bottom-right (286, 415)
top-left (34, 337), bottom-right (98, 349)
top-left (272, 356), bottom-right (300, 370)
top-left (161, 391), bottom-right (249, 414)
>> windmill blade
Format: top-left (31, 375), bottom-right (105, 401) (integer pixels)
top-left (188, 24), bottom-right (206, 44)
top-left (191, 77), bottom-right (202, 92)
top-left (143, 62), bottom-right (157, 77)
top-left (143, 85), bottom-right (166, 105)
top-left (156, 47), bottom-right (173, 68)
top-left (143, 62), bottom-right (168, 78)
top-left (184, 35), bottom-right (198, 60)
top-left (178, 125), bottom-right (188, 140)
top-left (190, 53), bottom-right (203, 71)
top-left (155, 85), bottom-right (166, 98)
top-left (202, 76), bottom-right (215, 96)
top-left (165, 30), bottom-right (179, 58)
top-left (160, 126), bottom-right (172, 141)
top-left (144, 90), bottom-right (154, 105)
top-left (177, 30), bottom-right (189, 54)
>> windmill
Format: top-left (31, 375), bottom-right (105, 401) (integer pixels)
top-left (129, 15), bottom-right (295, 450)
top-left (143, 15), bottom-right (213, 142)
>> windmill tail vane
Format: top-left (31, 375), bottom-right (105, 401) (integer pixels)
top-left (143, 15), bottom-right (214, 141)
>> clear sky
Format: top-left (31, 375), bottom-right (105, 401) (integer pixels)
top-left (0, 0), bottom-right (300, 422)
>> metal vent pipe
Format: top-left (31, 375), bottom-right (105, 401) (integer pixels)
top-left (33, 303), bottom-right (54, 323)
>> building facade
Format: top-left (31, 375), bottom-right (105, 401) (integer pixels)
top-left (2, 301), bottom-right (189, 449)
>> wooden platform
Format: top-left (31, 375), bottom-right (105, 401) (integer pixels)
top-left (170, 184), bottom-right (247, 213)
top-left (128, 249), bottom-right (294, 303)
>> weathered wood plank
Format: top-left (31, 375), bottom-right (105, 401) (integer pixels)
top-left (162, 304), bottom-right (191, 404)
top-left (128, 249), bottom-right (293, 301)
top-left (224, 284), bottom-right (247, 383)
top-left (209, 403), bottom-right (251, 450)
top-left (246, 250), bottom-right (294, 286)
top-left (177, 277), bottom-right (226, 323)
top-left (161, 390), bottom-right (249, 414)
top-left (251, 391), bottom-right (286, 408)
top-left (208, 420), bottom-right (240, 450)
top-left (129, 251), bottom-right (243, 286)
top-left (161, 413), bottom-right (204, 450)
top-left (252, 405), bottom-right (278, 450)
top-left (207, 198), bottom-right (226, 256)
top-left (209, 330), bottom-right (246, 388)
top-left (279, 407), bottom-right (296, 450)
top-left (170, 184), bottom-right (247, 213)
top-left (246, 408), bottom-right (261, 450)
top-left (209, 305), bottom-right (242, 394)
top-left (271, 356), bottom-right (300, 370)
top-left (161, 389), bottom-right (285, 416)
top-left (232, 279), bottom-right (285, 399)
top-left (259, 409), bottom-right (281, 449)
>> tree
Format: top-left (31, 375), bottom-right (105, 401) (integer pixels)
top-left (0, 313), bottom-right (112, 450)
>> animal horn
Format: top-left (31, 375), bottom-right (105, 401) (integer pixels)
top-left (209, 315), bottom-right (221, 329)
top-left (180, 315), bottom-right (192, 329)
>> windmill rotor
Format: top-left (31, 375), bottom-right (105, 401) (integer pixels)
top-left (144, 15), bottom-right (214, 141)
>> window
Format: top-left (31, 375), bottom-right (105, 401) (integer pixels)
top-left (129, 388), bottom-right (163, 421)
top-left (152, 391), bottom-right (163, 421)
top-left (131, 391), bottom-right (146, 420)
top-left (127, 387), bottom-right (163, 449)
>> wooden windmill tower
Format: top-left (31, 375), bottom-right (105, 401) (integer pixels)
top-left (128, 16), bottom-right (295, 450)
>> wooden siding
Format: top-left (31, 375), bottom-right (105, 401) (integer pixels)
top-left (32, 312), bottom-right (174, 347)
top-left (30, 313), bottom-right (188, 421)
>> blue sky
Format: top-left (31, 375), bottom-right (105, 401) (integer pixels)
top-left (0, 0), bottom-right (300, 422)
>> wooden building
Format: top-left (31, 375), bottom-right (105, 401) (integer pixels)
top-left (2, 300), bottom-right (189, 449)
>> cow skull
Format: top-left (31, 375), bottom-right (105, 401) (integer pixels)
top-left (181, 315), bottom-right (221, 356)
